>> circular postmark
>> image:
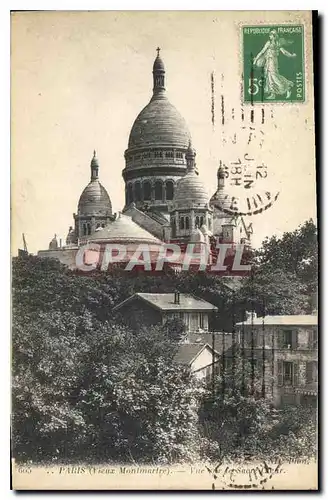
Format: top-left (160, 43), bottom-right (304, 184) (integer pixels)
top-left (215, 190), bottom-right (280, 217)
top-left (213, 154), bottom-right (280, 217)
top-left (206, 459), bottom-right (283, 490)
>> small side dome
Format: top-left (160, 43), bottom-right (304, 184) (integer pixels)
top-left (66, 226), bottom-right (76, 245)
top-left (77, 152), bottom-right (112, 217)
top-left (49, 234), bottom-right (58, 250)
top-left (189, 228), bottom-right (205, 243)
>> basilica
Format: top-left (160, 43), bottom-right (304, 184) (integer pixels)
top-left (38, 50), bottom-right (252, 268)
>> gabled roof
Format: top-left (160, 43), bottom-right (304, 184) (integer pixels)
top-left (174, 343), bottom-right (219, 366)
top-left (236, 314), bottom-right (318, 327)
top-left (113, 292), bottom-right (218, 313)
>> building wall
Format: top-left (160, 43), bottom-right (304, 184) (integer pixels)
top-left (116, 299), bottom-right (162, 328)
top-left (123, 205), bottom-right (167, 240)
top-left (191, 347), bottom-right (219, 380)
top-left (238, 323), bottom-right (318, 406)
top-left (37, 248), bottom-right (78, 268)
top-left (166, 311), bottom-right (210, 332)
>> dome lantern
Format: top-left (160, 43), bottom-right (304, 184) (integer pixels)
top-left (152, 47), bottom-right (165, 98)
top-left (91, 150), bottom-right (99, 181)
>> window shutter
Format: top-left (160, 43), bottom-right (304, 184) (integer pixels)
top-left (277, 361), bottom-right (283, 386)
top-left (306, 362), bottom-right (313, 384)
top-left (293, 362), bottom-right (299, 387)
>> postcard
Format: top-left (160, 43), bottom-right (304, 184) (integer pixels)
top-left (11, 10), bottom-right (318, 490)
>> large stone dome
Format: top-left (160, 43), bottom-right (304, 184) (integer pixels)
top-left (122, 50), bottom-right (192, 213)
top-left (128, 96), bottom-right (191, 150)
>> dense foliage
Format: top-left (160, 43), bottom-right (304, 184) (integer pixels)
top-left (12, 220), bottom-right (317, 463)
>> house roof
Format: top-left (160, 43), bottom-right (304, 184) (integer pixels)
top-left (187, 332), bottom-right (233, 353)
top-left (174, 343), bottom-right (219, 366)
top-left (113, 292), bottom-right (218, 313)
top-left (236, 314), bottom-right (318, 327)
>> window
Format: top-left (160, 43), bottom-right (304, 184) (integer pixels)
top-left (199, 313), bottom-right (204, 329)
top-left (135, 182), bottom-right (142, 202)
top-left (154, 151), bottom-right (162, 159)
top-left (127, 184), bottom-right (133, 204)
top-left (208, 218), bottom-right (212, 230)
top-left (87, 223), bottom-right (91, 235)
top-left (195, 216), bottom-right (200, 228)
top-left (278, 361), bottom-right (299, 387)
top-left (155, 181), bottom-right (163, 200)
top-left (166, 180), bottom-right (174, 201)
top-left (281, 330), bottom-right (293, 349)
top-left (283, 361), bottom-right (293, 386)
top-left (143, 181), bottom-right (151, 201)
top-left (185, 217), bottom-right (190, 230)
top-left (306, 361), bottom-right (318, 384)
top-left (179, 217), bottom-right (185, 230)
top-left (200, 216), bottom-right (204, 227)
top-left (308, 329), bottom-right (318, 349)
top-left (165, 151), bottom-right (174, 158)
top-left (176, 151), bottom-right (183, 159)
top-left (83, 224), bottom-right (87, 236)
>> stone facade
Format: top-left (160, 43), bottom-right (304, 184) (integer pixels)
top-left (236, 318), bottom-right (318, 406)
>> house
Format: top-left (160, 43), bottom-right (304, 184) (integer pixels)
top-left (236, 313), bottom-right (318, 406)
top-left (113, 292), bottom-right (218, 333)
top-left (174, 343), bottom-right (220, 380)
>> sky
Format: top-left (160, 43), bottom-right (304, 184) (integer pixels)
top-left (11, 10), bottom-right (317, 254)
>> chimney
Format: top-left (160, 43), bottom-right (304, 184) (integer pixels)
top-left (174, 291), bottom-right (180, 305)
top-left (245, 310), bottom-right (257, 321)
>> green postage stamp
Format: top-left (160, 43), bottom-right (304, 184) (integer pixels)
top-left (242, 25), bottom-right (305, 103)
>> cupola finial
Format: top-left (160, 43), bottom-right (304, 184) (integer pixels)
top-left (217, 162), bottom-right (225, 189)
top-left (90, 150), bottom-right (99, 181)
top-left (186, 141), bottom-right (196, 172)
top-left (152, 48), bottom-right (165, 97)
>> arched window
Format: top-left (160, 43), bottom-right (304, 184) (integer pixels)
top-left (143, 181), bottom-right (151, 201)
top-left (166, 180), bottom-right (174, 201)
top-left (185, 216), bottom-right (190, 230)
top-left (155, 181), bottom-right (163, 200)
top-left (200, 216), bottom-right (204, 227)
top-left (87, 223), bottom-right (91, 235)
top-left (195, 216), bottom-right (200, 228)
top-left (127, 184), bottom-right (133, 204)
top-left (135, 182), bottom-right (142, 202)
top-left (179, 217), bottom-right (185, 230)
top-left (83, 224), bottom-right (87, 236)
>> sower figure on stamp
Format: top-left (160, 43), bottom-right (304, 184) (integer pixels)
top-left (253, 30), bottom-right (296, 100)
